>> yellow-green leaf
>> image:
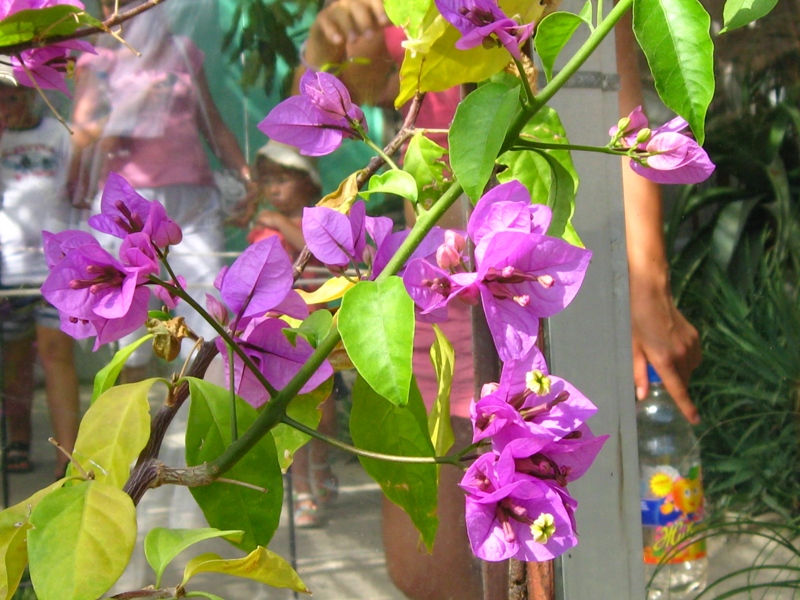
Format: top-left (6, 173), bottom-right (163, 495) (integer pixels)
top-left (271, 379), bottom-right (332, 471)
top-left (28, 481), bottom-right (136, 600)
top-left (144, 527), bottom-right (244, 588)
top-left (181, 547), bottom-right (309, 594)
top-left (72, 379), bottom-right (155, 488)
top-left (0, 482), bottom-right (63, 600)
top-left (427, 325), bottom-right (455, 458)
top-left (295, 276), bottom-right (355, 305)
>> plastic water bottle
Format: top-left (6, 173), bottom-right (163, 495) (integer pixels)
top-left (637, 364), bottom-right (708, 599)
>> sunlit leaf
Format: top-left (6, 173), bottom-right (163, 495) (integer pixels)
top-left (534, 11), bottom-right (590, 81)
top-left (73, 379), bottom-right (155, 488)
top-left (360, 170), bottom-right (419, 202)
top-left (450, 82), bottom-right (520, 201)
top-left (0, 6), bottom-right (101, 45)
top-left (339, 278), bottom-right (415, 407)
top-left (428, 325), bottom-right (455, 458)
top-left (350, 375), bottom-right (438, 550)
top-left (283, 310), bottom-right (334, 348)
top-left (633, 0), bottom-right (714, 143)
top-left (28, 481), bottom-right (136, 600)
top-left (720, 0), bottom-right (778, 32)
top-left (91, 334), bottom-right (154, 401)
top-left (295, 276), bottom-right (355, 305)
top-left (181, 547), bottom-right (309, 594)
top-left (384, 0), bottom-right (433, 30)
top-left (316, 171), bottom-right (363, 210)
top-left (0, 482), bottom-right (62, 600)
top-left (404, 132), bottom-right (448, 209)
top-left (271, 378), bottom-right (333, 471)
top-left (144, 527), bottom-right (244, 588)
top-left (185, 378), bottom-right (283, 551)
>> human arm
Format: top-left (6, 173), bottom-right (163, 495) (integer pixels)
top-left (68, 65), bottom-right (109, 208)
top-left (616, 12), bottom-right (702, 424)
top-left (253, 210), bottom-right (306, 253)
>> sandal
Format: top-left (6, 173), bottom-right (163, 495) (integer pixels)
top-left (293, 493), bottom-right (322, 528)
top-left (5, 442), bottom-right (33, 473)
top-left (311, 462), bottom-right (339, 506)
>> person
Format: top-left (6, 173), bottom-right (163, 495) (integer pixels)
top-left (69, 0), bottom-right (254, 378)
top-left (297, 0), bottom-right (703, 598)
top-left (0, 67), bottom-right (81, 478)
top-left (245, 141), bottom-right (340, 528)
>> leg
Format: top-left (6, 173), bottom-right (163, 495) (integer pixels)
top-left (3, 335), bottom-right (35, 472)
top-left (309, 392), bottom-right (338, 504)
top-left (36, 325), bottom-right (80, 476)
top-left (382, 418), bottom-right (486, 600)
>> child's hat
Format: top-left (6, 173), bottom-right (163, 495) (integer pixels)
top-left (257, 140), bottom-right (322, 189)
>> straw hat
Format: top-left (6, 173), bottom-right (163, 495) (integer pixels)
top-left (256, 140), bottom-right (322, 189)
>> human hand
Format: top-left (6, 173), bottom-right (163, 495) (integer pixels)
top-left (227, 189), bottom-right (260, 229)
top-left (630, 286), bottom-right (702, 424)
top-left (311, 0), bottom-right (389, 48)
top-left (253, 210), bottom-right (287, 232)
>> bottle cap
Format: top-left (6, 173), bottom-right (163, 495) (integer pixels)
top-left (646, 364), bottom-right (662, 384)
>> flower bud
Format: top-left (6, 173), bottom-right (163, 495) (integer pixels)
top-left (635, 127), bottom-right (652, 145)
top-left (436, 244), bottom-right (461, 270)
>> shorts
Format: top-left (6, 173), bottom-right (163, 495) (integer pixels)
top-left (0, 292), bottom-right (60, 341)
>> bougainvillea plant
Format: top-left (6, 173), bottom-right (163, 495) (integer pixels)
top-left (0, 0), bottom-right (770, 596)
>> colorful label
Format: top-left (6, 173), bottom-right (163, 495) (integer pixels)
top-left (641, 465), bottom-right (706, 564)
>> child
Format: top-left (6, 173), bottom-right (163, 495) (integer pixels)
top-left (248, 141), bottom-right (339, 528)
top-left (0, 67), bottom-right (81, 478)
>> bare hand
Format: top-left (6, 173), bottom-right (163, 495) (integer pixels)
top-left (630, 287), bottom-right (702, 424)
top-left (312, 0), bottom-right (389, 47)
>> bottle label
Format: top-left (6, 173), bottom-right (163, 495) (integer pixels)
top-left (641, 465), bottom-right (706, 564)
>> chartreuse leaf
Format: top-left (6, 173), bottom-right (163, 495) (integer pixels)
top-left (497, 106), bottom-right (582, 246)
top-left (360, 169), bottom-right (418, 202)
top-left (185, 378), bottom-right (283, 552)
top-left (0, 5), bottom-right (102, 45)
top-left (403, 132), bottom-right (448, 209)
top-left (271, 378), bottom-right (333, 471)
top-left (384, 0), bottom-right (432, 30)
top-left (338, 277), bottom-right (414, 407)
top-left (721, 0), bottom-right (778, 32)
top-left (91, 334), bottom-right (153, 401)
top-left (633, 0), bottom-right (714, 144)
top-left (295, 276), bottom-right (355, 305)
top-left (72, 378), bottom-right (155, 489)
top-left (535, 11), bottom-right (591, 81)
top-left (428, 325), bottom-right (455, 458)
top-left (28, 481), bottom-right (136, 600)
top-left (184, 593), bottom-right (224, 600)
top-left (450, 83), bottom-right (520, 201)
top-left (283, 310), bottom-right (333, 348)
top-left (144, 527), bottom-right (244, 588)
top-left (396, 0), bottom-right (547, 106)
top-left (350, 375), bottom-right (438, 550)
top-left (181, 547), bottom-right (309, 594)
top-left (0, 481), bottom-right (62, 600)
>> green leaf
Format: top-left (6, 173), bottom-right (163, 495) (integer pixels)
top-left (185, 378), bottom-right (283, 552)
top-left (73, 379), bottom-right (155, 488)
top-left (449, 83), bottom-right (520, 201)
top-left (0, 482), bottom-right (62, 600)
top-left (91, 334), bottom-right (154, 401)
top-left (633, 0), bottom-right (714, 144)
top-left (534, 12), bottom-right (590, 81)
top-left (144, 527), bottom-right (244, 588)
top-left (283, 310), bottom-right (333, 348)
top-left (28, 481), bottom-right (136, 600)
top-left (271, 378), bottom-right (333, 471)
top-left (427, 325), bottom-right (455, 458)
top-left (360, 169), bottom-right (419, 202)
top-left (720, 0), bottom-right (778, 32)
top-left (338, 278), bottom-right (415, 407)
top-left (384, 0), bottom-right (432, 30)
top-left (182, 547), bottom-right (309, 594)
top-left (0, 6), bottom-right (102, 46)
top-left (403, 133), bottom-right (448, 209)
top-left (497, 106), bottom-right (582, 245)
top-left (185, 593), bottom-right (225, 600)
top-left (350, 375), bottom-right (438, 550)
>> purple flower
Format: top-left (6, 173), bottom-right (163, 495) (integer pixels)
top-left (611, 107), bottom-right (715, 185)
top-left (435, 0), bottom-right (535, 61)
top-left (258, 70), bottom-right (367, 157)
top-left (11, 40), bottom-right (94, 96)
top-left (0, 0), bottom-right (83, 15)
top-left (42, 229), bottom-right (97, 270)
top-left (153, 276), bottom-right (186, 311)
top-left (460, 450), bottom-right (577, 562)
top-left (403, 259), bottom-right (479, 322)
top-left (41, 242), bottom-right (156, 349)
top-left (205, 294), bottom-right (229, 327)
top-left (216, 236), bottom-right (305, 324)
top-left (88, 173), bottom-right (182, 249)
top-left (215, 317), bottom-right (333, 408)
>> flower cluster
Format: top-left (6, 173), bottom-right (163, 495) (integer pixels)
top-left (1, 0), bottom-right (94, 95)
top-left (41, 173), bottom-right (181, 349)
top-left (435, 0), bottom-right (535, 61)
top-left (398, 180), bottom-right (604, 561)
top-left (610, 106), bottom-right (715, 185)
top-left (258, 70), bottom-right (367, 157)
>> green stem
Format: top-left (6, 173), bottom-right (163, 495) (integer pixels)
top-left (512, 140), bottom-right (626, 156)
top-left (501, 0), bottom-right (633, 152)
top-left (282, 415), bottom-right (460, 466)
top-left (513, 57), bottom-right (536, 108)
top-left (227, 344), bottom-right (238, 442)
top-left (362, 134), bottom-right (400, 170)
